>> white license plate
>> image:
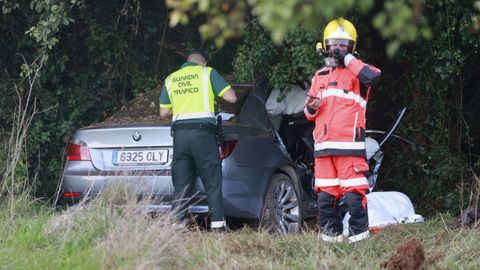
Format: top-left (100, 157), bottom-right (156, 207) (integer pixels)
top-left (112, 149), bottom-right (169, 166)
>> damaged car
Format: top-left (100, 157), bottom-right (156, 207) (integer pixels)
top-left (60, 79), bottom-right (413, 234)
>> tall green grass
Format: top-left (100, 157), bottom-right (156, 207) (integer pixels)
top-left (1, 191), bottom-right (479, 270)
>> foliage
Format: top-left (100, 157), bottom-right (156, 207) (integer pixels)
top-left (372, 0), bottom-right (432, 56)
top-left (233, 21), bottom-right (320, 95)
top-left (24, 0), bottom-right (79, 50)
top-left (232, 2), bottom-right (480, 214)
top-left (1, 51), bottom-right (48, 203)
top-left (167, 0), bottom-right (248, 47)
top-left (0, 0), bottom-right (479, 214)
top-left (233, 21), bottom-right (275, 83)
top-left (0, 1), bottom-right (214, 197)
top-left (475, 1), bottom-right (480, 30)
top-left (370, 0), bottom-right (480, 213)
top-left (166, 0), bottom-right (432, 56)
top-left (0, 0), bottom-right (82, 201)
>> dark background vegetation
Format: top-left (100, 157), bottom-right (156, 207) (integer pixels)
top-left (1, 0), bottom-right (479, 215)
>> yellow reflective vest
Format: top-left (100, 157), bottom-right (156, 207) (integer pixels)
top-left (164, 65), bottom-right (215, 122)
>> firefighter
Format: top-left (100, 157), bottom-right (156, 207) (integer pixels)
top-left (159, 51), bottom-right (237, 231)
top-left (304, 18), bottom-right (381, 243)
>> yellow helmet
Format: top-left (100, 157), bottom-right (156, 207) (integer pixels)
top-left (323, 18), bottom-right (357, 52)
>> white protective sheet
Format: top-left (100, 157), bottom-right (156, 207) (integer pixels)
top-left (342, 191), bottom-right (424, 235)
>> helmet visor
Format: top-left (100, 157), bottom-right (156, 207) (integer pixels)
top-left (325, 39), bottom-right (354, 47)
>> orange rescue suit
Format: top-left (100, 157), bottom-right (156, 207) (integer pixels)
top-left (304, 56), bottom-right (381, 195)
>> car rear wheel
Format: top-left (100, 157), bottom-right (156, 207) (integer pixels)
top-left (260, 173), bottom-right (302, 234)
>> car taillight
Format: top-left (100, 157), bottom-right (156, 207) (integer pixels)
top-left (219, 140), bottom-right (237, 159)
top-left (63, 192), bottom-right (82, 197)
top-left (67, 140), bottom-right (91, 161)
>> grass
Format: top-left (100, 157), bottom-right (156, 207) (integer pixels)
top-left (1, 193), bottom-right (480, 270)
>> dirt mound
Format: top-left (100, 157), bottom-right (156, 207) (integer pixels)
top-left (89, 89), bottom-right (168, 128)
top-left (381, 238), bottom-right (425, 270)
top-left (87, 83), bottom-right (253, 128)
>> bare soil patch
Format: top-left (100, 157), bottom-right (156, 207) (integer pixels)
top-left (89, 89), bottom-right (167, 128)
top-left (88, 84), bottom-right (250, 128)
top-left (381, 238), bottom-right (425, 270)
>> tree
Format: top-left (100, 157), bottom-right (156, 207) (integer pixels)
top-left (1, 0), bottom-right (479, 214)
top-left (0, 0), bottom-right (202, 197)
top-left (166, 0), bottom-right (436, 56)
top-left (228, 1), bottom-right (480, 213)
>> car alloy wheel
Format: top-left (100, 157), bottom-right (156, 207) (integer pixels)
top-left (261, 173), bottom-right (302, 234)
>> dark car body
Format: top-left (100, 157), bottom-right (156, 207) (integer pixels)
top-left (62, 80), bottom-right (319, 233)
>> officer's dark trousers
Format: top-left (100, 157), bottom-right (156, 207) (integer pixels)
top-left (171, 127), bottom-right (224, 223)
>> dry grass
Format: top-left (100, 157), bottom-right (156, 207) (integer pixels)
top-left (2, 187), bottom-right (480, 270)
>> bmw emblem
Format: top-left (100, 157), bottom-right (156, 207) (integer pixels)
top-left (132, 131), bottom-right (142, 142)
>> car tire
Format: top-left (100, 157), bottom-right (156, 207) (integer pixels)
top-left (259, 173), bottom-right (302, 234)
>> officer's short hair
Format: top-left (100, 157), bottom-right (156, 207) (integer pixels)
top-left (188, 49), bottom-right (208, 62)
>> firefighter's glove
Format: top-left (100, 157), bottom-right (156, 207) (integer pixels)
top-left (306, 96), bottom-right (321, 113)
top-left (332, 48), bottom-right (348, 66)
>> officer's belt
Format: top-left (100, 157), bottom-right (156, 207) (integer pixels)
top-left (172, 122), bottom-right (217, 133)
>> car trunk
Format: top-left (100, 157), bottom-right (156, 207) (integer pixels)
top-left (75, 125), bottom-right (174, 171)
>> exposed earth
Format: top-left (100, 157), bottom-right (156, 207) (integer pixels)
top-left (381, 238), bottom-right (425, 270)
top-left (89, 84), bottom-right (252, 128)
top-left (89, 89), bottom-right (167, 128)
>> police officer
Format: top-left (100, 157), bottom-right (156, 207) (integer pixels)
top-left (304, 18), bottom-right (381, 243)
top-left (159, 51), bottom-right (237, 231)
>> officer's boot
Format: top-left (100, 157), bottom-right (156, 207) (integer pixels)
top-left (318, 191), bottom-right (343, 243)
top-left (345, 191), bottom-right (369, 243)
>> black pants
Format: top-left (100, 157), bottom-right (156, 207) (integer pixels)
top-left (318, 191), bottom-right (368, 236)
top-left (171, 127), bottom-right (224, 223)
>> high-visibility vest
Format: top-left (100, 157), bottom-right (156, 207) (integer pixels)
top-left (165, 65), bottom-right (215, 122)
